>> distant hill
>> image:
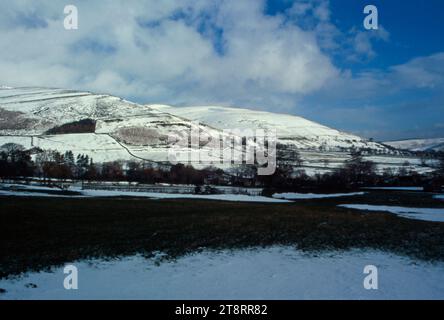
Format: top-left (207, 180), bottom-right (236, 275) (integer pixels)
top-left (384, 138), bottom-right (444, 152)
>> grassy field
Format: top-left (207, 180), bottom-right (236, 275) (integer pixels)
top-left (1, 191), bottom-right (444, 278)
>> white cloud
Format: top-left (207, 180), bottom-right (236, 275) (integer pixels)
top-left (0, 0), bottom-right (338, 108)
top-left (347, 26), bottom-right (390, 61)
top-left (286, 0), bottom-right (390, 62)
top-left (389, 53), bottom-right (444, 89)
top-left (313, 0), bottom-right (330, 21)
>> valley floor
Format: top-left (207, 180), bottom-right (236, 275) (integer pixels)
top-left (0, 189), bottom-right (443, 299)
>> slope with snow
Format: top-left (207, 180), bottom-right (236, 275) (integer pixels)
top-left (384, 138), bottom-right (444, 152)
top-left (154, 105), bottom-right (388, 151)
top-left (157, 105), bottom-right (438, 174)
top-left (0, 86), bottom-right (435, 173)
top-left (0, 87), bottom-right (234, 165)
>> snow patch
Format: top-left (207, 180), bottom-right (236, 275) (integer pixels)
top-left (273, 192), bottom-right (365, 200)
top-left (1, 184), bottom-right (63, 191)
top-left (0, 185), bottom-right (289, 203)
top-left (0, 191), bottom-right (81, 198)
top-left (1, 246), bottom-right (443, 300)
top-left (339, 204), bottom-right (444, 222)
top-left (81, 189), bottom-right (289, 202)
top-left (363, 187), bottom-right (423, 191)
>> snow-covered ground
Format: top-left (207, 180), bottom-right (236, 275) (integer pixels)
top-left (0, 183), bottom-right (64, 191)
top-left (0, 134), bottom-right (133, 163)
top-left (273, 192), bottom-right (364, 200)
top-left (339, 204), bottom-right (444, 222)
top-left (0, 190), bottom-right (80, 198)
top-left (81, 189), bottom-right (290, 203)
top-left (363, 187), bottom-right (423, 191)
top-left (0, 184), bottom-right (289, 203)
top-left (298, 151), bottom-right (436, 176)
top-left (1, 246), bottom-right (443, 300)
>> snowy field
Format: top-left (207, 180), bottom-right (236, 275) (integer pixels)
top-left (1, 246), bottom-right (443, 300)
top-left (0, 184), bottom-right (289, 203)
top-left (363, 187), bottom-right (424, 191)
top-left (339, 204), bottom-right (444, 222)
top-left (273, 192), bottom-right (365, 200)
top-left (81, 189), bottom-right (290, 203)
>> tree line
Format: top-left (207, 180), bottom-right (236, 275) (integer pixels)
top-left (0, 143), bottom-right (221, 185)
top-left (1, 143), bottom-right (443, 191)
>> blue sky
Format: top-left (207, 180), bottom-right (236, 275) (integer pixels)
top-left (0, 0), bottom-right (443, 141)
top-left (267, 0), bottom-right (444, 67)
top-left (272, 0), bottom-right (444, 140)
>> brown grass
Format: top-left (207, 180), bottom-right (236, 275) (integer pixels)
top-left (0, 192), bottom-right (443, 278)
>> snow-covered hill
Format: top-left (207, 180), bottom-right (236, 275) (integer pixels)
top-left (0, 86), bottom-right (436, 174)
top-left (155, 105), bottom-right (386, 151)
top-left (0, 87), bottom-right (237, 163)
top-left (0, 87), bottom-right (215, 137)
top-left (384, 138), bottom-right (444, 152)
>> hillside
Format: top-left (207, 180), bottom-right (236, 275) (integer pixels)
top-left (0, 86), bottom-right (436, 174)
top-left (155, 105), bottom-right (386, 152)
top-left (385, 138), bottom-right (444, 152)
top-left (0, 87), bottom-right (230, 165)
